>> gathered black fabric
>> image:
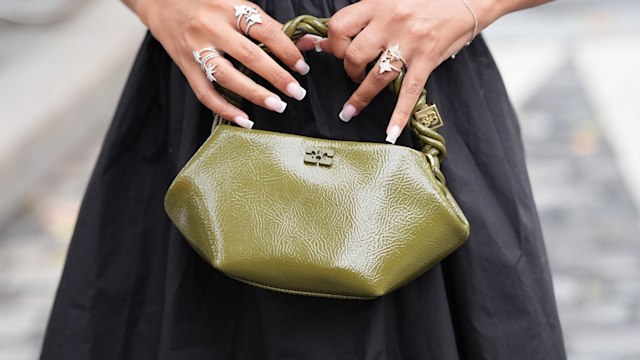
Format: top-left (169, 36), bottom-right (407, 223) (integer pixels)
top-left (40, 1), bottom-right (566, 359)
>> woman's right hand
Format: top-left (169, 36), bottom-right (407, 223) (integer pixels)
top-left (133, 0), bottom-right (310, 128)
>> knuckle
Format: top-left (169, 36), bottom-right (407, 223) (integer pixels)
top-left (345, 45), bottom-right (363, 66)
top-left (353, 91), bottom-right (372, 106)
top-left (236, 41), bottom-right (259, 63)
top-left (212, 64), bottom-right (228, 83)
top-left (268, 69), bottom-right (289, 87)
top-left (282, 47), bottom-right (299, 65)
top-left (327, 17), bottom-right (345, 37)
top-left (254, 23), bottom-right (276, 42)
top-left (219, 109), bottom-right (236, 121)
top-left (395, 107), bottom-right (411, 121)
top-left (392, 7), bottom-right (413, 23)
top-left (210, 99), bottom-right (233, 120)
top-left (186, 14), bottom-right (207, 32)
top-left (404, 81), bottom-right (424, 97)
top-left (244, 85), bottom-right (262, 103)
top-left (408, 21), bottom-right (431, 39)
top-left (372, 69), bottom-right (390, 84)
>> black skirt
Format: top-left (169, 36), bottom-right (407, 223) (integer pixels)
top-left (40, 1), bottom-right (566, 359)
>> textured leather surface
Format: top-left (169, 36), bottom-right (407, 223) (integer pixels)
top-left (164, 125), bottom-right (470, 299)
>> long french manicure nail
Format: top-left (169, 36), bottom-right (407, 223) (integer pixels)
top-left (385, 125), bottom-right (401, 144)
top-left (286, 82), bottom-right (307, 101)
top-left (265, 96), bottom-right (287, 113)
top-left (338, 104), bottom-right (357, 122)
top-left (234, 116), bottom-right (254, 129)
top-left (314, 37), bottom-right (326, 52)
top-left (294, 59), bottom-right (310, 75)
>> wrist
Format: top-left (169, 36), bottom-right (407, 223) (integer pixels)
top-left (467, 0), bottom-right (507, 32)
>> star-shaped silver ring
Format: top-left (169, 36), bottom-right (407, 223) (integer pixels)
top-left (378, 44), bottom-right (406, 75)
top-left (193, 47), bottom-right (224, 82)
top-left (234, 5), bottom-right (263, 36)
top-left (193, 47), bottom-right (223, 65)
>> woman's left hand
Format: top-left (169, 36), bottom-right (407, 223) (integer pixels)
top-left (315, 0), bottom-right (500, 143)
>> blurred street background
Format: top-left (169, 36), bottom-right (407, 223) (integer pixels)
top-left (0, 0), bottom-right (638, 359)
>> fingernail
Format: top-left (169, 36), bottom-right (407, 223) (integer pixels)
top-left (294, 59), bottom-right (310, 75)
top-left (234, 116), bottom-right (254, 129)
top-left (286, 82), bottom-right (307, 101)
top-left (265, 96), bottom-right (287, 113)
top-left (313, 38), bottom-right (325, 52)
top-left (338, 104), bottom-right (357, 122)
top-left (385, 125), bottom-right (401, 144)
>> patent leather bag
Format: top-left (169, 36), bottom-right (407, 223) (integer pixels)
top-left (164, 16), bottom-right (470, 299)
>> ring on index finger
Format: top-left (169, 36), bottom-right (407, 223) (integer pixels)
top-left (234, 5), bottom-right (263, 35)
top-left (378, 44), bottom-right (406, 74)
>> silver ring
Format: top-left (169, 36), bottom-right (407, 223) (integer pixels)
top-left (378, 44), bottom-right (406, 74)
top-left (234, 5), bottom-right (263, 35)
top-left (193, 47), bottom-right (223, 65)
top-left (201, 54), bottom-right (220, 82)
top-left (193, 47), bottom-right (224, 82)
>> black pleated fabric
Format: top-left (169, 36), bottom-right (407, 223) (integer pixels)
top-left (40, 1), bottom-right (566, 359)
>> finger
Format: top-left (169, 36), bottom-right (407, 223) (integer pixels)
top-left (343, 27), bottom-right (383, 82)
top-left (385, 63), bottom-right (432, 144)
top-left (337, 54), bottom-right (402, 123)
top-left (313, 38), bottom-right (331, 53)
top-left (205, 56), bottom-right (288, 114)
top-left (295, 34), bottom-right (326, 53)
top-left (183, 60), bottom-right (253, 128)
top-left (220, 31), bottom-right (307, 102)
top-left (242, 4), bottom-right (311, 75)
top-left (327, 2), bottom-right (373, 59)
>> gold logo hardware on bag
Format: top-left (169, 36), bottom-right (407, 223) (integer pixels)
top-left (164, 15), bottom-right (470, 300)
top-left (415, 104), bottom-right (443, 129)
top-left (304, 148), bottom-right (334, 166)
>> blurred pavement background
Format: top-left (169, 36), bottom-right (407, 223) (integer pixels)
top-left (0, 0), bottom-right (638, 359)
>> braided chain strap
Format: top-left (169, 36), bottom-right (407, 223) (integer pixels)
top-left (213, 15), bottom-right (448, 184)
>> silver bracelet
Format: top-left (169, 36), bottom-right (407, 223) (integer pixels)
top-left (459, 0), bottom-right (478, 46)
top-left (451, 0), bottom-right (478, 59)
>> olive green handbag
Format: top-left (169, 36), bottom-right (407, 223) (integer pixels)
top-left (164, 16), bottom-right (470, 299)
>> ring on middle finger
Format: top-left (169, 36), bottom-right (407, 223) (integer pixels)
top-left (234, 5), bottom-right (263, 35)
top-left (378, 44), bottom-right (406, 74)
top-left (193, 46), bottom-right (224, 82)
top-left (193, 46), bottom-right (223, 65)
